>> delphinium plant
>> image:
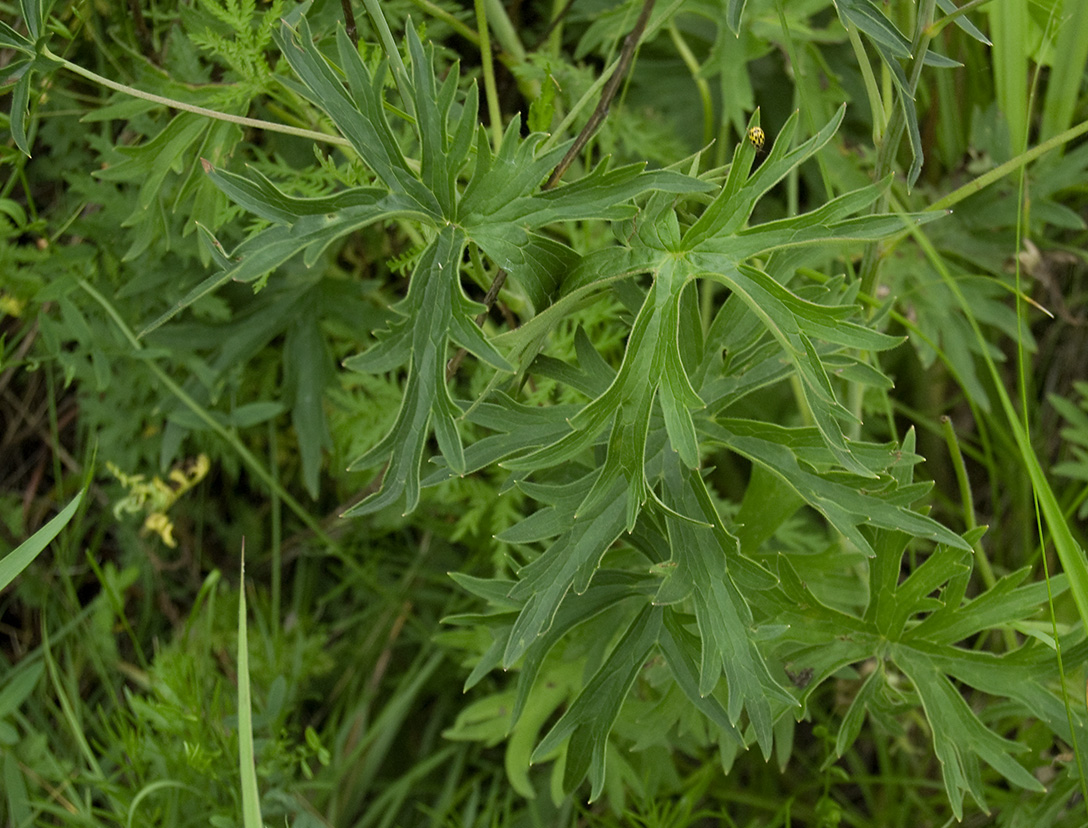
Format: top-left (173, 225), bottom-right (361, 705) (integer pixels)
top-left (3, 0), bottom-right (1088, 825)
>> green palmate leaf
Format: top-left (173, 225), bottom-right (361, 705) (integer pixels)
top-left (424, 395), bottom-right (578, 485)
top-left (516, 127), bottom-right (941, 482)
top-left (733, 463), bottom-right (806, 554)
top-left (504, 661), bottom-right (582, 798)
top-left (682, 108), bottom-right (843, 249)
top-left (406, 26), bottom-right (475, 218)
top-left (458, 117), bottom-right (568, 223)
top-left (657, 613), bottom-right (743, 742)
top-left (249, 14), bottom-right (715, 522)
top-left (894, 649), bottom-right (1044, 819)
top-left (95, 113), bottom-right (210, 210)
top-left (510, 571), bottom-right (649, 726)
top-left (274, 18), bottom-right (434, 212)
top-left (21, 0), bottom-right (56, 41)
top-left (530, 604), bottom-right (662, 802)
top-left (680, 186), bottom-right (938, 475)
top-left (657, 457), bottom-right (791, 756)
top-left (921, 640), bottom-right (1088, 753)
top-left (469, 156), bottom-right (708, 229)
top-left (875, 541), bottom-right (972, 639)
top-left (0, 20), bottom-right (33, 55)
top-left (344, 225), bottom-right (498, 515)
top-left (3, 52), bottom-right (60, 156)
top-left (140, 187), bottom-right (421, 336)
top-left (205, 163), bottom-right (391, 223)
top-left (763, 428), bottom-right (1070, 821)
top-left (835, 663), bottom-right (886, 757)
top-left (8, 70), bottom-right (35, 157)
top-left (462, 139), bottom-right (708, 312)
top-left (725, 0), bottom-right (747, 35)
top-left (836, 0), bottom-right (911, 58)
top-left (704, 419), bottom-right (971, 556)
top-left (502, 474), bottom-right (628, 666)
top-left (503, 258), bottom-right (706, 528)
top-left (1, 4), bottom-right (60, 156)
top-left (904, 567), bottom-right (1059, 646)
top-left (692, 266), bottom-right (874, 477)
top-left (935, 0), bottom-right (990, 45)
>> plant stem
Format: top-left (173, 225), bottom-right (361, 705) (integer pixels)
top-left (475, 0), bottom-right (504, 151)
top-left (858, 0), bottom-right (936, 299)
top-left (45, 48), bottom-right (352, 148)
top-left (340, 0), bottom-right (359, 47)
top-left (668, 20), bottom-right (713, 147)
top-left (545, 0), bottom-right (657, 188)
top-left (408, 0), bottom-right (482, 47)
top-left (448, 0), bottom-right (658, 381)
top-left (940, 416), bottom-right (978, 533)
top-left (482, 0), bottom-right (526, 61)
top-left (927, 117), bottom-right (1088, 214)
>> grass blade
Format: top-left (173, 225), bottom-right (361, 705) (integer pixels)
top-left (238, 547), bottom-right (263, 827)
top-left (0, 488), bottom-right (84, 591)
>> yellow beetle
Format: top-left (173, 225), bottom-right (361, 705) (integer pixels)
top-left (747, 126), bottom-right (766, 151)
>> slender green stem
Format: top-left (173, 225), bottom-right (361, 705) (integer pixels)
top-left (482, 0), bottom-right (526, 62)
top-left (45, 48), bottom-right (352, 147)
top-left (858, 0), bottom-right (937, 300)
top-left (475, 0), bottom-right (504, 151)
top-left (1011, 17), bottom-right (1088, 806)
top-left (942, 412), bottom-right (1010, 650)
top-left (844, 22), bottom-right (885, 146)
top-left (42, 624), bottom-right (105, 779)
top-left (668, 21), bottom-right (713, 147)
top-left (268, 421), bottom-right (282, 627)
top-left (927, 117), bottom-right (1088, 213)
top-left (939, 416), bottom-right (978, 533)
top-left (407, 0), bottom-right (481, 48)
top-left (926, 0), bottom-right (991, 38)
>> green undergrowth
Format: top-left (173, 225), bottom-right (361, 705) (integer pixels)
top-left (2, 0), bottom-right (1088, 825)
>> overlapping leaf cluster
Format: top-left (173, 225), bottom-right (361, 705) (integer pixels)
top-left (174, 9), bottom-right (1079, 811)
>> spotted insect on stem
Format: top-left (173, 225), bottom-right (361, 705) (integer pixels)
top-left (747, 126), bottom-right (766, 152)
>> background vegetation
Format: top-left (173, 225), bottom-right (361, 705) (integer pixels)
top-left (2, 0), bottom-right (1088, 825)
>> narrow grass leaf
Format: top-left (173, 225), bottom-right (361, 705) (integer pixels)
top-left (237, 552), bottom-right (263, 828)
top-left (0, 488), bottom-right (84, 591)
